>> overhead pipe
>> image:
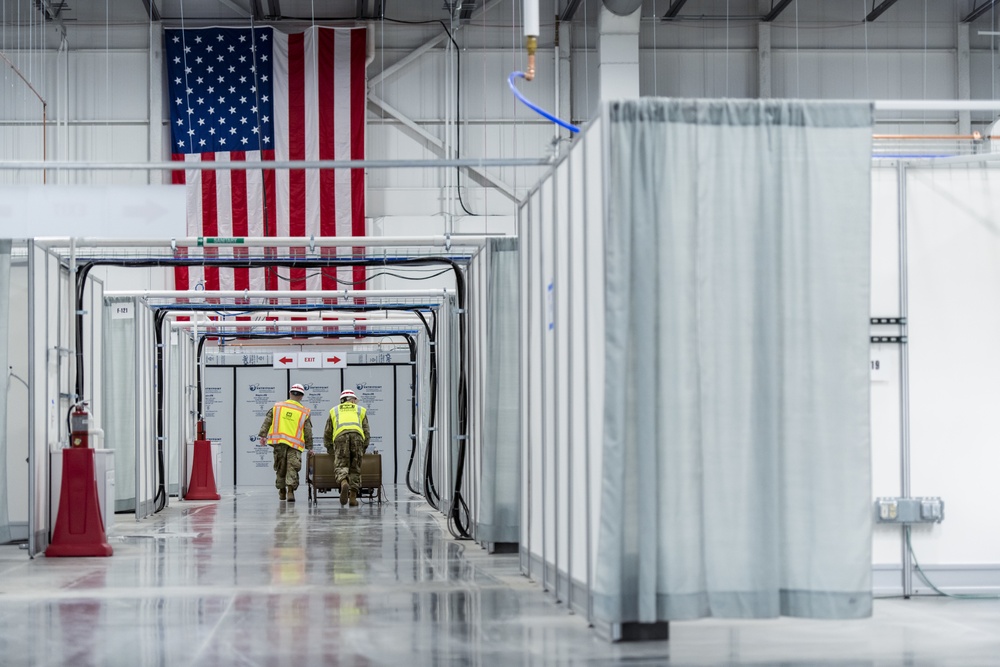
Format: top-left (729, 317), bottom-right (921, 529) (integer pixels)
top-left (36, 235), bottom-right (490, 249)
top-left (105, 288), bottom-right (455, 299)
top-left (603, 0), bottom-right (643, 15)
top-left (0, 156), bottom-right (550, 172)
top-left (524, 0), bottom-right (539, 81)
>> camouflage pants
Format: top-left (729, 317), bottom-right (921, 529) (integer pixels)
top-left (272, 444), bottom-right (302, 491)
top-left (326, 432), bottom-right (366, 492)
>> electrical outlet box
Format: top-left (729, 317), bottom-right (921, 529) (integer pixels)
top-left (874, 497), bottom-right (944, 524)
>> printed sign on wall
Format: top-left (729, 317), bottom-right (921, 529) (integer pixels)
top-left (203, 367), bottom-right (235, 488)
top-left (234, 367), bottom-right (286, 486)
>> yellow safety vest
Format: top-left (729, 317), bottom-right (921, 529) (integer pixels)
top-left (267, 400), bottom-right (310, 451)
top-left (330, 403), bottom-right (366, 441)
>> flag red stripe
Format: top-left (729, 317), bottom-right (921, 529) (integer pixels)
top-left (201, 154), bottom-right (220, 292)
top-left (171, 153), bottom-right (189, 290)
top-left (351, 29), bottom-right (367, 300)
top-left (262, 149), bottom-right (278, 291)
top-left (230, 151), bottom-right (250, 292)
top-left (319, 27), bottom-right (338, 292)
top-left (288, 33), bottom-right (307, 292)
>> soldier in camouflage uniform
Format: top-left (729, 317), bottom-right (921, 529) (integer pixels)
top-left (324, 389), bottom-right (371, 507)
top-left (259, 384), bottom-right (313, 503)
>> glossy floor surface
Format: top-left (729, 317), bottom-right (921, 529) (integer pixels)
top-left (2, 486), bottom-right (1000, 666)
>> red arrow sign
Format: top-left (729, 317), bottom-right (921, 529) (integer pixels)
top-left (326, 356), bottom-right (342, 364)
top-left (278, 356), bottom-right (294, 365)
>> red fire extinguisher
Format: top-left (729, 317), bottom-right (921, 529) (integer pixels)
top-left (70, 403), bottom-right (90, 448)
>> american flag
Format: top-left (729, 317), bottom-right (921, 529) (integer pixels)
top-left (165, 26), bottom-right (367, 293)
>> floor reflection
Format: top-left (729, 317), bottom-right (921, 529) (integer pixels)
top-left (0, 486), bottom-right (996, 666)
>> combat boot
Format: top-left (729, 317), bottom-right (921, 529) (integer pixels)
top-left (287, 488), bottom-right (295, 502)
top-left (349, 488), bottom-right (358, 507)
top-left (340, 480), bottom-right (349, 506)
top-left (279, 488), bottom-right (286, 501)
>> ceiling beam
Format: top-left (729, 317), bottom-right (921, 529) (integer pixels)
top-left (37, 0), bottom-right (68, 40)
top-left (664, 0), bottom-right (691, 19)
top-left (560, 0), bottom-right (584, 21)
top-left (866, 0), bottom-right (903, 22)
top-left (762, 0), bottom-right (794, 22)
top-left (368, 95), bottom-right (517, 201)
top-left (140, 0), bottom-right (161, 22)
top-left (217, 0), bottom-right (251, 18)
top-left (963, 0), bottom-right (1000, 22)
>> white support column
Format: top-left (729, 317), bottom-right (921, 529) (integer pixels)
top-left (558, 18), bottom-right (572, 140)
top-left (598, 4), bottom-right (641, 101)
top-left (148, 21), bottom-right (165, 185)
top-left (758, 22), bottom-right (772, 99)
top-left (957, 23), bottom-right (971, 135)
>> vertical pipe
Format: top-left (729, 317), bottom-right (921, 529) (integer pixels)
top-left (538, 184), bottom-right (548, 592)
top-left (566, 148), bottom-right (575, 609)
top-left (758, 22), bottom-right (771, 99)
top-left (27, 242), bottom-right (36, 557)
top-left (583, 133), bottom-right (594, 624)
top-left (583, 129), bottom-right (594, 622)
top-left (897, 161), bottom-right (913, 597)
top-left (178, 332), bottom-right (186, 498)
top-left (69, 240), bottom-right (76, 404)
top-left (552, 167), bottom-right (561, 602)
top-left (134, 298), bottom-right (142, 520)
top-left (524, 198), bottom-right (532, 579)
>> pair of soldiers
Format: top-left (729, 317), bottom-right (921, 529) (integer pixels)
top-left (258, 384), bottom-right (370, 506)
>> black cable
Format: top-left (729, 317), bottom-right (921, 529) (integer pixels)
top-left (422, 310), bottom-right (441, 509)
top-left (383, 16), bottom-right (478, 216)
top-left (75, 255), bottom-right (469, 530)
top-left (153, 309), bottom-right (169, 512)
top-left (268, 266), bottom-right (454, 284)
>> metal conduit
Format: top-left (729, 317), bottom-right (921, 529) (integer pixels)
top-left (36, 236), bottom-right (490, 248)
top-left (105, 289), bottom-right (455, 299)
top-left (0, 157), bottom-right (551, 171)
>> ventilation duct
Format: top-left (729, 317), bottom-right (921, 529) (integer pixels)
top-left (603, 0), bottom-right (643, 16)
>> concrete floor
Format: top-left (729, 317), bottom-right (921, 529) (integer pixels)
top-left (1, 486), bottom-right (999, 666)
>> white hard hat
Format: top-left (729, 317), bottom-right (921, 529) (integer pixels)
top-left (339, 389), bottom-right (357, 401)
top-left (290, 384), bottom-right (305, 394)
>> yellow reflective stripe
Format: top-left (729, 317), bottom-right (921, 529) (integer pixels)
top-left (330, 404), bottom-right (365, 440)
top-left (268, 402), bottom-right (309, 450)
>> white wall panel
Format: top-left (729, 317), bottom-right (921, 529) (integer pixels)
top-left (772, 51), bottom-right (956, 100)
top-left (567, 139), bottom-right (590, 595)
top-left (234, 367), bottom-right (286, 486)
top-left (520, 114), bottom-right (605, 614)
top-left (905, 168), bottom-right (1000, 564)
top-left (5, 262), bottom-right (29, 530)
top-left (204, 366), bottom-right (236, 488)
top-left (640, 50), bottom-right (756, 99)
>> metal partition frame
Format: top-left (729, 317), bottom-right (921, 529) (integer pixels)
top-left (517, 114), bottom-right (607, 624)
top-left (27, 241), bottom-right (74, 557)
top-left (134, 299), bottom-right (157, 520)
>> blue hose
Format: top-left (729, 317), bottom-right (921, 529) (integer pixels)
top-left (507, 71), bottom-right (580, 133)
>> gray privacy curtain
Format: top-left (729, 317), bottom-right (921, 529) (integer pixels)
top-left (478, 238), bottom-right (520, 544)
top-left (0, 239), bottom-right (11, 543)
top-left (595, 99), bottom-right (874, 623)
top-left (103, 296), bottom-right (137, 511)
